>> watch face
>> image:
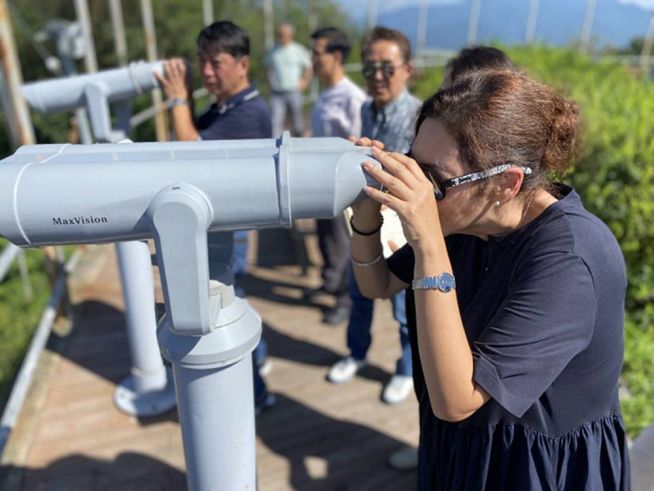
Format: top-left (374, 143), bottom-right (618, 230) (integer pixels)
top-left (437, 273), bottom-right (455, 292)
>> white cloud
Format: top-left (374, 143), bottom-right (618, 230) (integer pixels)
top-left (618, 0), bottom-right (654, 11)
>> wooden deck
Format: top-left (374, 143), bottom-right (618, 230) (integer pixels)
top-left (0, 228), bottom-right (418, 490)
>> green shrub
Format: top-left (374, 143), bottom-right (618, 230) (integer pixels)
top-left (413, 45), bottom-right (654, 438)
top-left (0, 241), bottom-right (51, 411)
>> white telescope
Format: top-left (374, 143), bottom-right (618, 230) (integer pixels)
top-left (0, 135), bottom-right (375, 336)
top-left (0, 135), bottom-right (379, 490)
top-left (21, 60), bottom-right (176, 418)
top-left (0, 135), bottom-right (373, 248)
top-left (21, 61), bottom-right (162, 114)
top-left (21, 61), bottom-right (162, 142)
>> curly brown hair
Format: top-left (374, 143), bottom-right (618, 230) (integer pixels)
top-left (417, 69), bottom-right (580, 192)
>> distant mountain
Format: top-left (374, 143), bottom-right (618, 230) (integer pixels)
top-left (346, 0), bottom-right (651, 50)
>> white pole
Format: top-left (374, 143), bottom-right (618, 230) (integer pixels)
top-left (525, 0), bottom-right (539, 45)
top-left (467, 0), bottom-right (481, 47)
top-left (140, 0), bottom-right (168, 141)
top-left (308, 0), bottom-right (318, 34)
top-left (202, 0), bottom-right (213, 27)
top-left (263, 0), bottom-right (273, 51)
top-left (0, 0), bottom-right (36, 147)
top-left (109, 0), bottom-right (128, 66)
top-left (580, 0), bottom-right (597, 54)
top-left (416, 0), bottom-right (428, 58)
top-left (74, 0), bottom-right (98, 73)
top-left (367, 0), bottom-right (378, 31)
top-left (640, 14), bottom-right (654, 76)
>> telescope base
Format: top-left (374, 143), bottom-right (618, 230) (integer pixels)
top-left (113, 370), bottom-right (177, 417)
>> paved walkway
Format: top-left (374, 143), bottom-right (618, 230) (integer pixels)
top-left (1, 228), bottom-right (418, 490)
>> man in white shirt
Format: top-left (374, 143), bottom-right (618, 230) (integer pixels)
top-left (265, 22), bottom-right (312, 137)
top-left (308, 27), bottom-right (366, 325)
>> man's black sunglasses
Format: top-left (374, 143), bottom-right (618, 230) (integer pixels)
top-left (361, 61), bottom-right (404, 79)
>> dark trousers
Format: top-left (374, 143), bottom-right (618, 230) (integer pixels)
top-left (316, 214), bottom-right (352, 309)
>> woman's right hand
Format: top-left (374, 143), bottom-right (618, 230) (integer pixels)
top-left (348, 136), bottom-right (384, 222)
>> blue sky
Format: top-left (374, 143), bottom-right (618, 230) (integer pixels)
top-left (334, 0), bottom-right (653, 49)
top-left (336, 0), bottom-right (654, 12)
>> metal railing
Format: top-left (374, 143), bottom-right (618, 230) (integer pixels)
top-left (0, 243), bottom-right (32, 299)
top-left (0, 247), bottom-right (71, 459)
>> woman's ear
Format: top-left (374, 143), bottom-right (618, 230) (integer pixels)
top-left (496, 167), bottom-right (524, 205)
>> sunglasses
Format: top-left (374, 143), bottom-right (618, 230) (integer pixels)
top-left (410, 154), bottom-right (533, 201)
top-left (362, 61), bottom-right (404, 79)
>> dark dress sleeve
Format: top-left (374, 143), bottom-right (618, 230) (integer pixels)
top-left (387, 243), bottom-right (414, 284)
top-left (472, 250), bottom-right (597, 418)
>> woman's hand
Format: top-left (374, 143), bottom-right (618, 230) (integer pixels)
top-left (348, 136), bottom-right (385, 227)
top-left (347, 135), bottom-right (385, 150)
top-left (362, 147), bottom-right (442, 251)
top-left (157, 58), bottom-right (190, 101)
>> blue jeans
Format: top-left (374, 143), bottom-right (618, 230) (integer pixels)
top-left (231, 230), bottom-right (269, 402)
top-left (208, 231), bottom-right (268, 402)
top-left (232, 230), bottom-right (248, 279)
top-left (253, 339), bottom-right (268, 403)
top-left (346, 267), bottom-right (412, 377)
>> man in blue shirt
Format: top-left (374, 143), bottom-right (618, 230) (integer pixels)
top-left (157, 20), bottom-right (274, 414)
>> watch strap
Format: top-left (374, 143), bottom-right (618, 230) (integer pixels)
top-left (412, 273), bottom-right (456, 292)
top-left (169, 96), bottom-right (189, 109)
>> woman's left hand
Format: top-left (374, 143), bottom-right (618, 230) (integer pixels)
top-left (362, 147), bottom-right (442, 251)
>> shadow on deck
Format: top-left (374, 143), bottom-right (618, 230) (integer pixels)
top-left (1, 228), bottom-right (418, 490)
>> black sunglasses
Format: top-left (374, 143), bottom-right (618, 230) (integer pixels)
top-left (361, 61), bottom-right (404, 79)
top-left (408, 153), bottom-right (533, 201)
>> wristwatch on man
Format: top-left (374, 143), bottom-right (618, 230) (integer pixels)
top-left (412, 273), bottom-right (456, 292)
top-left (169, 96), bottom-right (189, 109)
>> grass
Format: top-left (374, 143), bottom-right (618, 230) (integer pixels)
top-left (0, 240), bottom-right (53, 413)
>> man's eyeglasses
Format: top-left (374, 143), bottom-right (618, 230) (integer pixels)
top-left (415, 160), bottom-right (533, 201)
top-left (362, 61), bottom-right (404, 79)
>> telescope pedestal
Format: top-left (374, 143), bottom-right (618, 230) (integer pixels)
top-left (113, 369), bottom-right (176, 417)
top-left (111, 133), bottom-right (175, 418)
top-left (113, 240), bottom-right (176, 416)
top-left (0, 135), bottom-right (382, 489)
top-left (148, 185), bottom-right (259, 490)
top-left (158, 282), bottom-right (260, 491)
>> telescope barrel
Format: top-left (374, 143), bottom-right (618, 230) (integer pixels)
top-left (0, 136), bottom-right (379, 247)
top-left (21, 61), bottom-right (163, 114)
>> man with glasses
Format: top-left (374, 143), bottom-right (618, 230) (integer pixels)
top-left (327, 27), bottom-right (421, 406)
top-left (157, 20), bottom-right (275, 415)
top-left (307, 27), bottom-right (367, 325)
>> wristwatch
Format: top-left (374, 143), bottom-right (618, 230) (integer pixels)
top-left (412, 273), bottom-right (456, 292)
top-left (169, 96), bottom-right (188, 108)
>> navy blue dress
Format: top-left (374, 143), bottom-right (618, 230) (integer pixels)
top-left (387, 185), bottom-right (630, 490)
